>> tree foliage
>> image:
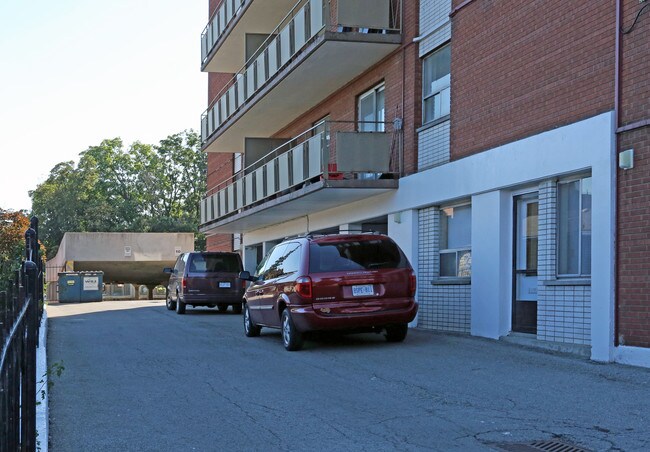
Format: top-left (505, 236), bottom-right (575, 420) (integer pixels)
top-left (30, 130), bottom-right (206, 258)
top-left (0, 209), bottom-right (32, 284)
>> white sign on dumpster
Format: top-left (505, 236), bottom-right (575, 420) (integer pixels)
top-left (83, 276), bottom-right (99, 291)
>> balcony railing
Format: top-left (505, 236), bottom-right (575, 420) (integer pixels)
top-left (200, 0), bottom-right (402, 145)
top-left (201, 0), bottom-right (246, 65)
top-left (200, 120), bottom-right (401, 226)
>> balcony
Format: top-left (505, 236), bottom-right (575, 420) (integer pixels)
top-left (199, 121), bottom-right (401, 234)
top-left (200, 0), bottom-right (402, 153)
top-left (201, 0), bottom-right (297, 73)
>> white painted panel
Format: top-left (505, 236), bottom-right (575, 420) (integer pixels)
top-left (279, 153), bottom-right (290, 191)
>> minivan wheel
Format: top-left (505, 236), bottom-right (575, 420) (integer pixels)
top-left (385, 324), bottom-right (408, 342)
top-left (217, 304), bottom-right (228, 313)
top-left (165, 291), bottom-right (176, 311)
top-left (281, 309), bottom-right (303, 351)
top-left (243, 304), bottom-right (261, 337)
top-left (232, 303), bottom-right (242, 314)
top-left (176, 295), bottom-right (186, 315)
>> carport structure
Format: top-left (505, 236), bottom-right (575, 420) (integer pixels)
top-left (45, 232), bottom-right (194, 301)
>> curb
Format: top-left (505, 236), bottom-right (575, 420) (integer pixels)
top-left (36, 306), bottom-right (48, 452)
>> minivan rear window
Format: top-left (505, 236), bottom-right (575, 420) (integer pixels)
top-left (309, 239), bottom-right (407, 273)
top-left (189, 254), bottom-right (240, 273)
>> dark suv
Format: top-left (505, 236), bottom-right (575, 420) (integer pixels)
top-left (239, 234), bottom-right (418, 351)
top-left (164, 252), bottom-right (245, 315)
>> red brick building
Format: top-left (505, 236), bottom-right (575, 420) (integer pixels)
top-left (198, 0), bottom-right (650, 368)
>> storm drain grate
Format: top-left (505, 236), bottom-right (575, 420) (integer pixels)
top-left (494, 440), bottom-right (591, 452)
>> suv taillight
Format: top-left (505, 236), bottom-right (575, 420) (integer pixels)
top-left (182, 278), bottom-right (187, 291)
top-left (408, 270), bottom-right (416, 297)
top-left (294, 276), bottom-right (312, 299)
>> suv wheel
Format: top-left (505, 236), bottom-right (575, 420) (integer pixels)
top-left (165, 291), bottom-right (176, 311)
top-left (385, 324), bottom-right (408, 342)
top-left (281, 309), bottom-right (303, 351)
top-left (243, 304), bottom-right (261, 337)
top-left (176, 294), bottom-right (186, 315)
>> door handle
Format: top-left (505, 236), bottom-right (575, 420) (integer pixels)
top-left (255, 290), bottom-right (264, 296)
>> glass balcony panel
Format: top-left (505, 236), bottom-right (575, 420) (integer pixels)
top-left (292, 144), bottom-right (305, 185)
top-left (265, 161), bottom-right (276, 196)
top-left (235, 179), bottom-right (244, 209)
top-left (224, 0), bottom-right (231, 22)
top-left (201, 116), bottom-right (208, 142)
top-left (267, 40), bottom-right (278, 78)
top-left (219, 98), bottom-right (227, 127)
top-left (309, 0), bottom-right (324, 38)
top-left (246, 63), bottom-right (256, 98)
top-left (237, 75), bottom-right (246, 108)
top-left (227, 86), bottom-right (236, 116)
top-left (255, 167), bottom-right (265, 200)
top-left (278, 153), bottom-right (290, 191)
top-left (218, 190), bottom-right (227, 217)
top-left (255, 53), bottom-right (266, 89)
top-left (218, 7), bottom-right (226, 37)
top-left (245, 172), bottom-right (254, 203)
top-left (307, 135), bottom-right (323, 178)
top-left (210, 195), bottom-right (216, 220)
top-left (294, 9), bottom-right (306, 51)
top-left (279, 22), bottom-right (292, 67)
top-left (226, 184), bottom-right (235, 214)
top-left (201, 198), bottom-right (206, 224)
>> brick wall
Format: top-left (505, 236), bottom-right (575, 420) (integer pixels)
top-left (417, 206), bottom-right (471, 333)
top-left (450, 0), bottom-right (614, 159)
top-left (617, 0), bottom-right (650, 348)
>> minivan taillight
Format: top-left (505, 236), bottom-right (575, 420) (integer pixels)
top-left (294, 276), bottom-right (312, 299)
top-left (408, 270), bottom-right (416, 297)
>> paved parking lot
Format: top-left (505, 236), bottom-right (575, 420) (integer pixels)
top-left (47, 300), bottom-right (650, 451)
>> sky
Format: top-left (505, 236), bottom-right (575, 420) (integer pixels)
top-left (0, 0), bottom-right (206, 211)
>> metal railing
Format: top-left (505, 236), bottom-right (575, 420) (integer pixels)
top-left (201, 0), bottom-right (246, 64)
top-left (200, 120), bottom-right (401, 225)
top-left (1, 218), bottom-right (45, 452)
top-left (200, 0), bottom-right (403, 145)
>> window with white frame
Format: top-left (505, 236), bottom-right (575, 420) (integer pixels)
top-left (423, 44), bottom-right (451, 124)
top-left (439, 204), bottom-right (471, 278)
top-left (557, 176), bottom-right (592, 277)
top-left (358, 83), bottom-right (385, 132)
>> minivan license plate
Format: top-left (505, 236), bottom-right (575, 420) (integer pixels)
top-left (352, 284), bottom-right (374, 297)
top-left (219, 282), bottom-right (231, 288)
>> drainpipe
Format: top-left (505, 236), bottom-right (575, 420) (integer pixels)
top-left (614, 0), bottom-right (622, 346)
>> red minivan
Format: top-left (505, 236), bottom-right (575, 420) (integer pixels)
top-left (239, 234), bottom-right (418, 351)
top-left (164, 252), bottom-right (245, 315)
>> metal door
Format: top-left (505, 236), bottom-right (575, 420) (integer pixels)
top-left (513, 193), bottom-right (539, 334)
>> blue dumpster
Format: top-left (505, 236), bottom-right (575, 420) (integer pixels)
top-left (58, 272), bottom-right (104, 302)
top-left (58, 273), bottom-right (80, 302)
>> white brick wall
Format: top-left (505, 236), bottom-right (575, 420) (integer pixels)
top-left (537, 180), bottom-right (591, 345)
top-left (417, 206), bottom-right (471, 333)
top-left (419, 0), bottom-right (451, 56)
top-left (418, 120), bottom-right (450, 170)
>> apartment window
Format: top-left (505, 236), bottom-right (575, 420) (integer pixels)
top-left (234, 153), bottom-right (243, 173)
top-left (358, 84), bottom-right (385, 132)
top-left (557, 176), bottom-right (592, 277)
top-left (439, 204), bottom-right (471, 278)
top-left (423, 44), bottom-right (451, 124)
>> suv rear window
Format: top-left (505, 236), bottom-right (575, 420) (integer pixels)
top-left (189, 254), bottom-right (240, 273)
top-left (309, 239), bottom-right (407, 273)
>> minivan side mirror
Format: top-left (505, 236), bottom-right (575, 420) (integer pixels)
top-left (238, 271), bottom-right (254, 281)
top-left (163, 267), bottom-right (173, 274)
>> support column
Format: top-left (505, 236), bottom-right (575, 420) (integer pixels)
top-left (133, 284), bottom-right (141, 301)
top-left (147, 285), bottom-right (156, 300)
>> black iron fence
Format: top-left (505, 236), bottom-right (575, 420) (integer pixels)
top-left (0, 217), bottom-right (45, 452)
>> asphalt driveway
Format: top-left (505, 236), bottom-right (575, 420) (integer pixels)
top-left (47, 300), bottom-right (650, 451)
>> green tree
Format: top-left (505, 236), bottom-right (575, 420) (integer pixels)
top-left (0, 209), bottom-right (31, 286)
top-left (30, 130), bottom-right (207, 258)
